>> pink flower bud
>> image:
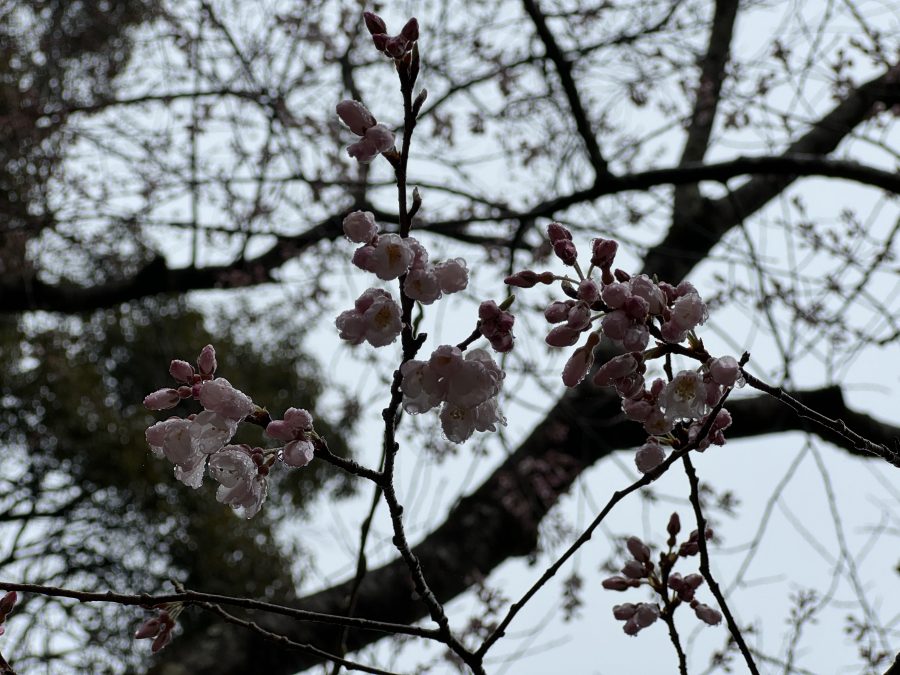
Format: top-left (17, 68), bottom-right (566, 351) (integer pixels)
top-left (622, 560), bottom-right (645, 579)
top-left (683, 573), bottom-right (704, 589)
top-left (544, 300), bottom-right (572, 323)
top-left (561, 332), bottom-right (599, 387)
top-left (634, 603), bottom-right (660, 628)
top-left (709, 355), bottom-right (741, 386)
top-left (504, 270), bottom-right (540, 288)
top-left (667, 512), bottom-right (681, 537)
top-left (613, 603), bottom-right (637, 620)
top-left (590, 238), bottom-right (618, 268)
top-left (169, 360), bottom-right (194, 383)
top-left (694, 603), bottom-right (722, 625)
top-left (363, 11), bottom-right (387, 35)
top-left (144, 388), bottom-right (180, 410)
top-left (547, 222), bottom-right (572, 242)
top-left (553, 240), bottom-right (578, 265)
top-left (197, 344), bottom-right (217, 376)
top-left (546, 325), bottom-right (580, 347)
top-left (566, 302), bottom-right (592, 331)
top-left (343, 211), bottom-right (379, 243)
top-left (623, 617), bottom-right (640, 635)
top-left (626, 536), bottom-right (651, 563)
top-left (601, 282), bottom-right (629, 309)
top-left (577, 279), bottom-right (600, 304)
top-left (601, 576), bottom-right (632, 591)
top-left (479, 300), bottom-right (501, 321)
top-left (634, 441), bottom-right (666, 474)
top-left (600, 310), bottom-right (630, 341)
top-left (668, 573), bottom-right (684, 591)
top-left (593, 353), bottom-right (641, 386)
top-left (489, 333), bottom-right (514, 353)
top-left (336, 100), bottom-right (376, 136)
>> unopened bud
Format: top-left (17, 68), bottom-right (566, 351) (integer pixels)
top-left (401, 17), bottom-right (419, 42)
top-left (626, 536), bottom-right (651, 563)
top-left (363, 11), bottom-right (387, 35)
top-left (601, 576), bottom-right (632, 591)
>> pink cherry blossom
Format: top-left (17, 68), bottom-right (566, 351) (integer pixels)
top-left (404, 266), bottom-right (442, 304)
top-left (351, 243), bottom-right (378, 273)
top-left (399, 360), bottom-right (444, 413)
top-left (433, 258), bottom-right (468, 293)
top-left (208, 446), bottom-right (267, 519)
top-left (343, 211), bottom-right (379, 243)
top-left (370, 233), bottom-right (413, 280)
top-left (664, 370), bottom-right (707, 420)
top-left (336, 289), bottom-right (403, 347)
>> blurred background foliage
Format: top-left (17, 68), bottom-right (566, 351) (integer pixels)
top-left (0, 300), bottom-right (356, 672)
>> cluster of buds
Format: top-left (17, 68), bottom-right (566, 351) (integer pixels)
top-left (507, 224), bottom-right (743, 472)
top-left (364, 11), bottom-right (418, 59)
top-left (0, 591), bottom-right (16, 636)
top-left (143, 346), bottom-right (318, 518)
top-left (134, 604), bottom-right (181, 653)
top-left (478, 300), bottom-right (515, 353)
top-left (400, 346), bottom-right (506, 442)
top-left (602, 514), bottom-right (722, 636)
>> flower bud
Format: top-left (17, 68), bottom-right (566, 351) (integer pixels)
top-left (634, 441), bottom-right (666, 474)
top-left (626, 536), bottom-right (651, 563)
top-left (0, 591), bottom-right (16, 617)
top-left (544, 300), bottom-right (573, 323)
top-left (591, 237), bottom-right (618, 268)
top-left (169, 360), bottom-right (194, 383)
top-left (546, 325), bottom-right (580, 347)
top-left (504, 270), bottom-right (540, 288)
top-left (577, 279), bottom-right (600, 304)
top-left (401, 17), bottom-right (419, 42)
top-left (143, 388), bottom-right (180, 410)
top-left (547, 222), bottom-right (572, 242)
top-left (197, 344), bottom-right (217, 376)
top-left (336, 100), bottom-right (376, 136)
top-left (694, 603), bottom-right (723, 625)
top-left (621, 560), bottom-right (645, 579)
top-left (634, 603), bottom-right (660, 628)
top-left (667, 512), bottom-right (681, 537)
top-left (601, 576), bottom-right (632, 591)
top-left (363, 11), bottom-right (387, 35)
top-left (553, 240), bottom-right (578, 265)
top-left (612, 603), bottom-right (637, 620)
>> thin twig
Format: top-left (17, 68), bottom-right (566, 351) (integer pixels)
top-left (682, 454), bottom-right (759, 675)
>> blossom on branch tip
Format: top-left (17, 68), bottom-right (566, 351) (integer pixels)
top-left (197, 344), bottom-right (217, 376)
top-left (634, 440), bottom-right (666, 474)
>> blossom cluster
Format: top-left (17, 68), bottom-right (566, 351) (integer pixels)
top-left (400, 346), bottom-right (506, 442)
top-left (602, 513), bottom-right (722, 635)
top-left (336, 100), bottom-right (395, 164)
top-left (507, 223), bottom-right (742, 472)
top-left (336, 211), bottom-right (469, 348)
top-left (143, 345), bottom-right (317, 519)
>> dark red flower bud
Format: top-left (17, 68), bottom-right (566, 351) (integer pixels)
top-left (401, 17), bottom-right (419, 42)
top-left (363, 12), bottom-right (387, 35)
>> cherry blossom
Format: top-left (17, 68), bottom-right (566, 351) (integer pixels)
top-left (335, 288), bottom-right (403, 347)
top-left (208, 445), bottom-right (268, 519)
top-left (135, 605), bottom-right (178, 653)
top-left (336, 99), bottom-right (395, 163)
